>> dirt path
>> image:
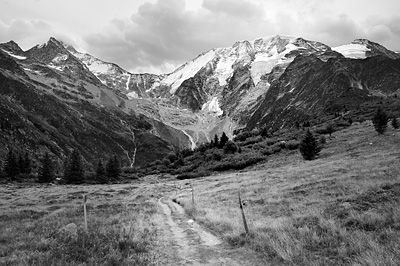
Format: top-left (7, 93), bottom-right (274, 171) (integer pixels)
top-left (158, 197), bottom-right (268, 266)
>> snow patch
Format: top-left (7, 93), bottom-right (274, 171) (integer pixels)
top-left (1, 49), bottom-right (26, 60)
top-left (125, 74), bottom-right (131, 91)
top-left (162, 50), bottom-right (216, 94)
top-left (127, 91), bottom-right (139, 99)
top-left (214, 50), bottom-right (236, 86)
top-left (52, 54), bottom-right (68, 63)
top-left (201, 97), bottom-right (223, 116)
top-left (47, 64), bottom-right (64, 71)
top-left (332, 43), bottom-right (370, 59)
top-left (181, 130), bottom-right (197, 149)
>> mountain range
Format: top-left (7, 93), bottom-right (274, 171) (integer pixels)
top-left (1, 35), bottom-right (399, 169)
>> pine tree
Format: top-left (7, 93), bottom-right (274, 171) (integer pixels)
top-left (23, 152), bottom-right (31, 174)
top-left (95, 160), bottom-right (108, 184)
top-left (4, 150), bottom-right (19, 181)
top-left (213, 134), bottom-right (219, 148)
top-left (64, 149), bottom-right (84, 184)
top-left (38, 152), bottom-right (54, 183)
top-left (106, 155), bottom-right (121, 180)
top-left (326, 123), bottom-right (335, 137)
top-left (299, 130), bottom-right (322, 160)
top-left (219, 132), bottom-right (229, 148)
top-left (372, 107), bottom-right (388, 134)
top-left (392, 117), bottom-right (399, 130)
top-left (18, 154), bottom-right (24, 173)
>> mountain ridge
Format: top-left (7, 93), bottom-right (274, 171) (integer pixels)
top-left (1, 35), bottom-right (400, 169)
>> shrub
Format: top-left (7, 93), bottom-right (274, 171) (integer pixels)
top-left (271, 144), bottom-right (282, 154)
top-left (372, 107), bottom-right (388, 134)
top-left (223, 140), bottom-right (238, 154)
top-left (239, 136), bottom-right (263, 146)
top-left (299, 130), bottom-right (322, 160)
top-left (261, 148), bottom-right (273, 156)
top-left (166, 153), bottom-right (178, 163)
top-left (277, 141), bottom-right (286, 149)
top-left (319, 135), bottom-right (327, 145)
top-left (211, 153), bottom-right (265, 171)
top-left (392, 117), bottom-right (399, 129)
top-left (205, 148), bottom-right (224, 161)
top-left (285, 140), bottom-right (300, 150)
top-left (234, 131), bottom-right (254, 142)
top-left (325, 123), bottom-right (335, 137)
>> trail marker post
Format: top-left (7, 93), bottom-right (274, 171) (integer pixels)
top-left (191, 183), bottom-right (195, 207)
top-left (238, 190), bottom-right (249, 234)
top-left (83, 194), bottom-right (88, 231)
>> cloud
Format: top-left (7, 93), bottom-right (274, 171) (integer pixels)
top-left (83, 0), bottom-right (273, 74)
top-left (202, 0), bottom-right (264, 20)
top-left (0, 19), bottom-right (56, 49)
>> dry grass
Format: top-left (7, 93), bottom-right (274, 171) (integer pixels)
top-left (0, 182), bottom-right (173, 265)
top-left (173, 121), bottom-right (400, 265)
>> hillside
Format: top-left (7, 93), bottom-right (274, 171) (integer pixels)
top-left (1, 120), bottom-right (399, 265)
top-left (1, 35), bottom-right (400, 171)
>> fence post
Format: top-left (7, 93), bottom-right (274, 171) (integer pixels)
top-left (191, 183), bottom-right (195, 207)
top-left (238, 190), bottom-right (249, 234)
top-left (83, 194), bottom-right (88, 231)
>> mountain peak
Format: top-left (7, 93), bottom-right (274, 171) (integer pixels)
top-left (0, 40), bottom-right (24, 55)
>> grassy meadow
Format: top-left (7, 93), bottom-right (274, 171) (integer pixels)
top-left (174, 120), bottom-right (400, 265)
top-left (1, 119), bottom-right (399, 265)
top-left (0, 181), bottom-right (178, 266)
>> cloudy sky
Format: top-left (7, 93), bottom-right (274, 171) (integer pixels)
top-left (1, 0), bottom-right (399, 74)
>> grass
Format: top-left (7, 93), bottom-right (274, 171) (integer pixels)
top-left (0, 183), bottom-right (171, 265)
top-left (173, 120), bottom-right (400, 265)
top-left (1, 120), bottom-right (399, 265)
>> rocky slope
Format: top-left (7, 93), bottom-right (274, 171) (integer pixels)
top-left (0, 40), bottom-right (189, 169)
top-left (1, 35), bottom-right (400, 168)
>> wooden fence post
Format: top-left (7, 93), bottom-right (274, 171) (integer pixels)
top-left (191, 183), bottom-right (195, 207)
top-left (238, 190), bottom-right (249, 234)
top-left (83, 194), bottom-right (88, 231)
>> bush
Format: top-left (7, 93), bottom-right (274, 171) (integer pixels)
top-left (223, 140), bottom-right (238, 154)
top-left (271, 144), bottom-right (282, 154)
top-left (261, 148), bottom-right (273, 156)
top-left (285, 140), bottom-right (300, 150)
top-left (299, 130), bottom-right (322, 160)
top-left (204, 148), bottom-right (224, 162)
top-left (372, 107), bottom-right (388, 134)
top-left (211, 153), bottom-right (265, 171)
top-left (234, 131), bottom-right (254, 142)
top-left (392, 117), bottom-right (399, 129)
top-left (238, 136), bottom-right (263, 146)
top-left (319, 135), bottom-right (327, 145)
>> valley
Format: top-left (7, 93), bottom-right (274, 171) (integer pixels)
top-left (1, 120), bottom-right (399, 265)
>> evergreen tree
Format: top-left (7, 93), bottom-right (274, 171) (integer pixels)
top-left (299, 130), bottom-right (322, 160)
top-left (213, 134), bottom-right (219, 148)
top-left (392, 117), bottom-right (399, 130)
top-left (223, 140), bottom-right (238, 154)
top-left (64, 149), bottom-right (84, 184)
top-left (219, 132), bottom-right (229, 148)
top-left (23, 152), bottom-right (31, 174)
top-left (18, 154), bottom-right (24, 173)
top-left (38, 152), bottom-right (54, 183)
top-left (261, 126), bottom-right (270, 137)
top-left (106, 155), bottom-right (121, 180)
top-left (95, 160), bottom-right (108, 184)
top-left (326, 123), bottom-right (335, 137)
top-left (372, 107), bottom-right (388, 134)
top-left (4, 150), bottom-right (19, 181)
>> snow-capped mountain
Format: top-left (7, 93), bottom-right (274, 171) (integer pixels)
top-left (333, 39), bottom-right (400, 59)
top-left (1, 35), bottom-right (400, 167)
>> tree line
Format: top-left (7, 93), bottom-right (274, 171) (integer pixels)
top-left (0, 149), bottom-right (121, 184)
